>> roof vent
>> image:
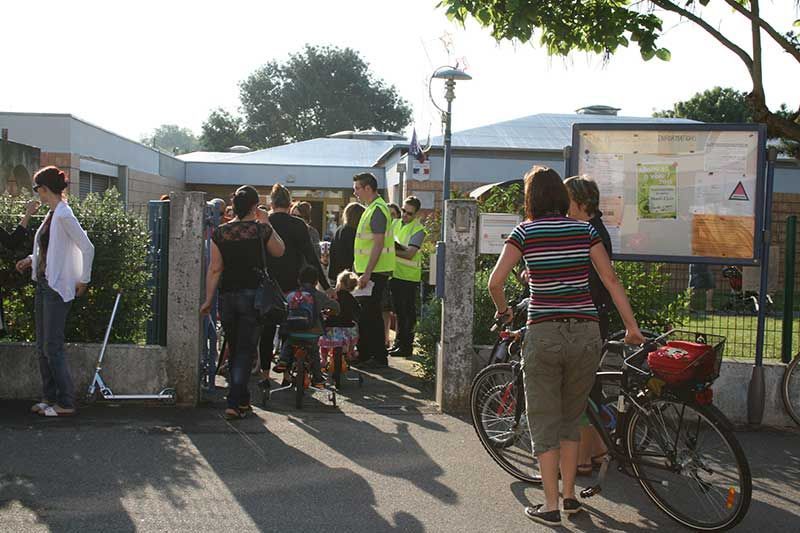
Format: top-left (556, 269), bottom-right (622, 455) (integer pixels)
top-left (576, 105), bottom-right (620, 116)
top-left (328, 129), bottom-right (406, 141)
top-left (228, 145), bottom-right (251, 153)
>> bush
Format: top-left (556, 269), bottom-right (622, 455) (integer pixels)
top-left (610, 261), bottom-right (690, 335)
top-left (0, 189), bottom-right (152, 344)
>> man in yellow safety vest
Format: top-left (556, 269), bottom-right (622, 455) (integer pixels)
top-left (389, 196), bottom-right (425, 358)
top-left (352, 172), bottom-right (395, 369)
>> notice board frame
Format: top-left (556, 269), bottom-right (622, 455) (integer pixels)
top-left (567, 122), bottom-right (767, 265)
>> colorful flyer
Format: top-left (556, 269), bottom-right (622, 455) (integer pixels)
top-left (637, 162), bottom-right (677, 219)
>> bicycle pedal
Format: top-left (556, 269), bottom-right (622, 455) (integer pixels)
top-left (580, 486), bottom-right (601, 498)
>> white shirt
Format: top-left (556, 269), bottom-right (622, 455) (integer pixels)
top-left (29, 201), bottom-right (95, 302)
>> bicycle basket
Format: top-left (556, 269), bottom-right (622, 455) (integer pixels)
top-left (647, 330), bottom-right (726, 385)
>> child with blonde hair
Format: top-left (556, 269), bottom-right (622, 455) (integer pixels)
top-left (319, 271), bottom-right (361, 377)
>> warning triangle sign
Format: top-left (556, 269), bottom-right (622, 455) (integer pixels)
top-left (729, 181), bottom-right (749, 201)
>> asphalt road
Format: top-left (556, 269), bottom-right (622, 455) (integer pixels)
top-left (2, 359), bottom-right (799, 532)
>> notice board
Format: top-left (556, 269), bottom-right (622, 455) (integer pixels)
top-left (569, 124), bottom-right (766, 264)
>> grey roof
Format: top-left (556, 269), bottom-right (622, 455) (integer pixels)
top-left (177, 151), bottom-right (242, 162)
top-left (179, 137), bottom-right (403, 167)
top-left (430, 113), bottom-right (699, 151)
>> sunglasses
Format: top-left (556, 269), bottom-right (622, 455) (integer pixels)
top-left (32, 184), bottom-right (41, 192)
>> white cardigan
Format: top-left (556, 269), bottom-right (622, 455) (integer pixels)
top-left (29, 201), bottom-right (95, 303)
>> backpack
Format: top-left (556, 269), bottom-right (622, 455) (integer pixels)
top-left (283, 288), bottom-right (317, 332)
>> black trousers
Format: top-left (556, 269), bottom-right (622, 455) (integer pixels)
top-left (390, 278), bottom-right (418, 354)
top-left (356, 273), bottom-right (389, 363)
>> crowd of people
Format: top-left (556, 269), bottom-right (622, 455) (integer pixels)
top-left (199, 172), bottom-right (428, 419)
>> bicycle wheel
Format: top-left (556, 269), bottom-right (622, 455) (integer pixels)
top-left (294, 364), bottom-right (305, 409)
top-left (626, 399), bottom-right (751, 531)
top-left (782, 353), bottom-right (800, 426)
top-left (470, 363), bottom-right (541, 484)
top-left (333, 348), bottom-right (343, 390)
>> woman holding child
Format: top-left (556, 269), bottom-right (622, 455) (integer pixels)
top-left (488, 166), bottom-right (643, 526)
top-left (201, 185), bottom-right (285, 420)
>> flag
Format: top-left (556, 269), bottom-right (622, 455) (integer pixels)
top-left (409, 129), bottom-right (426, 163)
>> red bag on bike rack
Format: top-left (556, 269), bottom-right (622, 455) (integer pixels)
top-left (647, 340), bottom-right (714, 384)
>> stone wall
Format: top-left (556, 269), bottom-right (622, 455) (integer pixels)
top-left (0, 343), bottom-right (170, 401)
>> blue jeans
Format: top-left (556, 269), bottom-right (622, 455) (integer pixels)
top-left (219, 289), bottom-right (261, 409)
top-left (35, 280), bottom-right (74, 409)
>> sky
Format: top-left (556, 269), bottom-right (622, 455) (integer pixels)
top-left (2, 0), bottom-right (798, 143)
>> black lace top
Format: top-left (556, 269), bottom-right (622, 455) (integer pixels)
top-left (212, 221), bottom-right (273, 291)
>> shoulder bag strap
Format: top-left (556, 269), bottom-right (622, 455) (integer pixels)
top-left (257, 223), bottom-right (270, 276)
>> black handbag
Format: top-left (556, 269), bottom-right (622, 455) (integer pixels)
top-left (253, 225), bottom-right (287, 323)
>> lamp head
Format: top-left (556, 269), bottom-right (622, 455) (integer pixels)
top-left (432, 66), bottom-right (472, 81)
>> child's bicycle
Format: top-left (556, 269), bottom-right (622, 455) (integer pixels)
top-left (259, 334), bottom-right (336, 409)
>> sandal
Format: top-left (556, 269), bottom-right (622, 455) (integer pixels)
top-left (40, 405), bottom-right (77, 417)
top-left (224, 408), bottom-right (246, 420)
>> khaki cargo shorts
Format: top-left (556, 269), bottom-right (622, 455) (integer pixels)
top-left (522, 319), bottom-right (603, 455)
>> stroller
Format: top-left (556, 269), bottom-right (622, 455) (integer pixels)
top-left (721, 265), bottom-right (773, 314)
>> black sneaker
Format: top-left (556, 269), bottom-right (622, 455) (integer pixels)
top-left (562, 498), bottom-right (582, 515)
top-left (524, 504), bottom-right (561, 526)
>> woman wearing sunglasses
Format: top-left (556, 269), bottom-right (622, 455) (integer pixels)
top-left (16, 166), bottom-right (95, 417)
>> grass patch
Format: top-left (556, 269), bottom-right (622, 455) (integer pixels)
top-left (684, 313), bottom-right (798, 360)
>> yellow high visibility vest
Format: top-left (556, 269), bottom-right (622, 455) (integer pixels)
top-left (392, 218), bottom-right (424, 282)
top-left (353, 197), bottom-right (395, 274)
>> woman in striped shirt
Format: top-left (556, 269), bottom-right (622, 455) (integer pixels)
top-left (488, 166), bottom-right (643, 526)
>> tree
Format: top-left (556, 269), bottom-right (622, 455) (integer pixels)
top-left (441, 0), bottom-right (800, 144)
top-left (239, 45), bottom-right (412, 148)
top-left (653, 86), bottom-right (752, 122)
top-left (141, 124), bottom-right (199, 155)
top-left (199, 108), bottom-right (249, 152)
top-left (654, 86), bottom-right (799, 156)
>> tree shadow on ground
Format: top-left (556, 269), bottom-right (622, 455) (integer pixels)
top-left (0, 401), bottom-right (204, 532)
top-left (184, 412), bottom-right (426, 532)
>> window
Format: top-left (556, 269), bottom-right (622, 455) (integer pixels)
top-left (79, 171), bottom-right (119, 200)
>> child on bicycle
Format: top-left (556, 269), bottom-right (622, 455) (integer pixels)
top-left (319, 270), bottom-right (361, 369)
top-left (274, 266), bottom-right (340, 388)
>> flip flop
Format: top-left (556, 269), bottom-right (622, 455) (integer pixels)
top-left (224, 408), bottom-right (246, 420)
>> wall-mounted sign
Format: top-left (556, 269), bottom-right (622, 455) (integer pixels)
top-left (478, 213), bottom-right (521, 255)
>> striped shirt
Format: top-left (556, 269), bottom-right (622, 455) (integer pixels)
top-left (506, 216), bottom-right (602, 324)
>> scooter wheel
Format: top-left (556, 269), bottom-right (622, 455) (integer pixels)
top-left (161, 388), bottom-right (177, 404)
top-left (84, 391), bottom-right (99, 405)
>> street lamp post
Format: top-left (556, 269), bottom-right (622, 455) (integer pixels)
top-left (431, 67), bottom-right (472, 205)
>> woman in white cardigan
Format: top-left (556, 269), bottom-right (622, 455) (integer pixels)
top-left (16, 166), bottom-right (94, 417)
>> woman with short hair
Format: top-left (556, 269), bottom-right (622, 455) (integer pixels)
top-left (201, 185), bottom-right (285, 420)
top-left (488, 166), bottom-right (643, 526)
top-left (291, 200), bottom-right (322, 259)
top-left (327, 201), bottom-right (365, 283)
top-left (16, 166), bottom-right (95, 417)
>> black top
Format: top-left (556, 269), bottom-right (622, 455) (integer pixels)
top-left (327, 224), bottom-right (356, 282)
top-left (325, 290), bottom-right (360, 327)
top-left (267, 212), bottom-right (330, 292)
top-left (0, 224), bottom-right (28, 250)
top-left (212, 221), bottom-right (273, 291)
top-left (588, 212), bottom-right (613, 314)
